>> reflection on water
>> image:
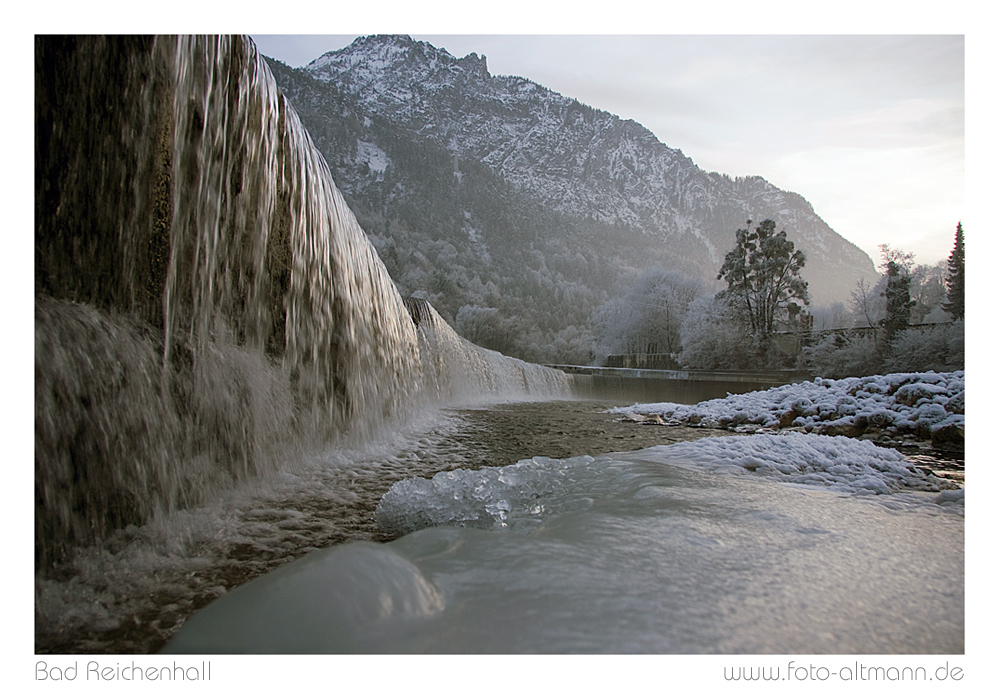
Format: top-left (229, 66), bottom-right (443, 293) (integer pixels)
top-left (430, 399), bottom-right (739, 467)
top-left (34, 398), bottom-right (963, 654)
top-left (34, 398), bottom-right (726, 653)
top-left (897, 449), bottom-right (965, 484)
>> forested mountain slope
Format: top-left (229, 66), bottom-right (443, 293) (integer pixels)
top-left (263, 35), bottom-right (879, 363)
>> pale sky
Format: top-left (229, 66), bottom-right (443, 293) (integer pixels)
top-left (251, 32), bottom-right (964, 268)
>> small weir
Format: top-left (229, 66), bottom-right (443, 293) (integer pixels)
top-left (554, 365), bottom-right (810, 404)
top-left (35, 35), bottom-right (569, 652)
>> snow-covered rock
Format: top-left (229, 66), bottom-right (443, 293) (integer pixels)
top-left (611, 370), bottom-right (965, 444)
top-left (632, 434), bottom-right (959, 496)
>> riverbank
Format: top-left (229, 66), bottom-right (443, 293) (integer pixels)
top-left (610, 370), bottom-right (964, 450)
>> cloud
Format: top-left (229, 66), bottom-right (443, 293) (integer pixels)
top-left (816, 99), bottom-right (964, 149)
top-left (769, 145), bottom-right (963, 263)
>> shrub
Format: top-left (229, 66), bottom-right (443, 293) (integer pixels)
top-left (883, 321), bottom-right (964, 373)
top-left (801, 332), bottom-right (883, 378)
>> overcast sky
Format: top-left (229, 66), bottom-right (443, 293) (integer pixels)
top-left (251, 32), bottom-right (964, 267)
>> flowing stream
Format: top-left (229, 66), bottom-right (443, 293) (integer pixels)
top-left (36, 397), bottom-right (963, 654)
top-left (35, 398), bottom-right (736, 653)
top-left (34, 36), bottom-right (963, 655)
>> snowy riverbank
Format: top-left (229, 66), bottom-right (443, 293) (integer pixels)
top-left (611, 370), bottom-right (965, 447)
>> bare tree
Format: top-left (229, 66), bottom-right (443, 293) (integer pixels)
top-left (850, 277), bottom-right (882, 330)
top-left (592, 268), bottom-right (703, 359)
top-left (877, 243), bottom-right (915, 274)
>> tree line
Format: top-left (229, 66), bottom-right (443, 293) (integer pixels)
top-left (590, 220), bottom-right (964, 375)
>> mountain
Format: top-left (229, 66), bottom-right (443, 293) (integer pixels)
top-left (263, 35), bottom-right (879, 363)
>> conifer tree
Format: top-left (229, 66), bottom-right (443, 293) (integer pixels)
top-left (943, 222), bottom-right (964, 320)
top-left (881, 260), bottom-right (913, 344)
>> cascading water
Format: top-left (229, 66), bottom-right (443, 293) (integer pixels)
top-left (405, 297), bottom-right (568, 400)
top-left (35, 36), bottom-right (962, 657)
top-left (34, 35), bottom-right (567, 577)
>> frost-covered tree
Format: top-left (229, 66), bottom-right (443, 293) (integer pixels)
top-left (849, 276), bottom-right (883, 330)
top-left (909, 260), bottom-right (948, 323)
top-left (852, 247), bottom-right (945, 331)
top-left (877, 243), bottom-right (915, 275)
top-left (591, 268), bottom-right (703, 360)
top-left (943, 222), bottom-right (964, 321)
top-left (455, 304), bottom-right (517, 354)
top-left (678, 294), bottom-right (753, 369)
top-left (809, 302), bottom-right (852, 331)
top-left (537, 325), bottom-right (597, 366)
top-left (716, 219), bottom-right (809, 353)
top-left (800, 331), bottom-right (883, 379)
top-left (883, 320), bottom-right (964, 373)
top-left (804, 243), bottom-right (961, 377)
top-left (876, 244), bottom-right (915, 345)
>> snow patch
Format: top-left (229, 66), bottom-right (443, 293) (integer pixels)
top-left (631, 435), bottom-right (955, 496)
top-left (376, 434), bottom-right (957, 539)
top-left (611, 370), bottom-right (964, 443)
top-left (356, 140), bottom-right (390, 174)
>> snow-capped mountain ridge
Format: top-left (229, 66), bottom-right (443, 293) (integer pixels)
top-left (301, 35), bottom-right (876, 303)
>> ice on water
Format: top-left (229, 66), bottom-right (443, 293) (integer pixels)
top-left (377, 436), bottom-right (959, 539)
top-left (167, 434), bottom-right (963, 654)
top-left (375, 454), bottom-right (602, 535)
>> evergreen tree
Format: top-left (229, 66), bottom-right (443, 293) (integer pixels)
top-left (943, 222), bottom-right (965, 320)
top-left (716, 219), bottom-right (809, 354)
top-left (880, 260), bottom-right (914, 344)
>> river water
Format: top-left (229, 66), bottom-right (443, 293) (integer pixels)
top-left (34, 397), bottom-right (731, 654)
top-left (36, 396), bottom-right (963, 655)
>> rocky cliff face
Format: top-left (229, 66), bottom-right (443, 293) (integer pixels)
top-left (263, 35), bottom-right (880, 363)
top-left (300, 35), bottom-right (878, 304)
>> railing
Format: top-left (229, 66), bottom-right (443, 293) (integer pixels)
top-left (604, 353), bottom-right (679, 369)
top-left (547, 364), bottom-right (810, 384)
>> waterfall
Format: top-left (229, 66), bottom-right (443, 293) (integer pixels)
top-left (405, 297), bottom-right (568, 400)
top-left (34, 35), bottom-right (567, 571)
